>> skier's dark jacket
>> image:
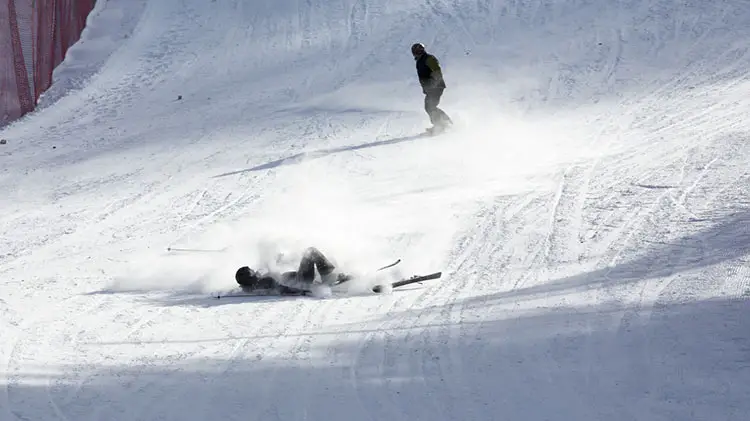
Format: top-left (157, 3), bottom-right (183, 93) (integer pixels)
top-left (415, 53), bottom-right (446, 90)
top-left (242, 271), bottom-right (308, 295)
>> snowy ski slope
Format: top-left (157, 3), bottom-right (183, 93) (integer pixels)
top-left (2, 0), bottom-right (750, 420)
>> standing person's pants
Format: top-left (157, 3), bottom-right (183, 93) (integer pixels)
top-left (296, 247), bottom-right (336, 283)
top-left (424, 88), bottom-right (452, 127)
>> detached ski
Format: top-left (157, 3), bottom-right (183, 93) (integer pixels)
top-left (372, 271), bottom-right (442, 293)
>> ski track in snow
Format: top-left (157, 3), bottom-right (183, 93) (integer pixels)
top-left (2, 0), bottom-right (750, 420)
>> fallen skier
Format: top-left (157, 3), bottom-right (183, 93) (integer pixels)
top-left (229, 246), bottom-right (442, 298)
top-left (234, 246), bottom-right (350, 295)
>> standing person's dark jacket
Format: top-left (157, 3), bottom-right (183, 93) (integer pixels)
top-left (416, 53), bottom-right (446, 92)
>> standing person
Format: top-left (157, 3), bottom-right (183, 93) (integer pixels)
top-left (411, 42), bottom-right (453, 134)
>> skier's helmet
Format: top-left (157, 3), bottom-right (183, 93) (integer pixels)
top-left (411, 42), bottom-right (426, 57)
top-left (235, 266), bottom-right (259, 287)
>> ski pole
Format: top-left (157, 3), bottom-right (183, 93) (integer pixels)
top-left (377, 259), bottom-right (401, 271)
top-left (166, 247), bottom-right (226, 253)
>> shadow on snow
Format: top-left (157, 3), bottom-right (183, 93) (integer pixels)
top-left (213, 133), bottom-right (428, 177)
top-left (8, 297), bottom-right (749, 421)
top-left (458, 207), bottom-right (750, 307)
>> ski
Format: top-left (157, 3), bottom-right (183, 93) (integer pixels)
top-left (372, 271), bottom-right (442, 293)
top-left (214, 289), bottom-right (285, 299)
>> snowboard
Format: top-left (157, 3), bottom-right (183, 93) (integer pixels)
top-left (214, 270), bottom-right (441, 299)
top-left (422, 123), bottom-right (454, 137)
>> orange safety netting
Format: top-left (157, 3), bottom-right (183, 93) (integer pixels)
top-left (1, 0), bottom-right (95, 126)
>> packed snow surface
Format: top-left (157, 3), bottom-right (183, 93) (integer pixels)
top-left (2, 0), bottom-right (750, 420)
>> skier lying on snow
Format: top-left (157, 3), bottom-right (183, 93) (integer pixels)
top-left (234, 247), bottom-right (351, 295)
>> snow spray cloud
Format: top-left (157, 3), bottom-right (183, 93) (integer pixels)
top-left (104, 162), bottom-right (403, 294)
top-left (228, 161), bottom-right (407, 283)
